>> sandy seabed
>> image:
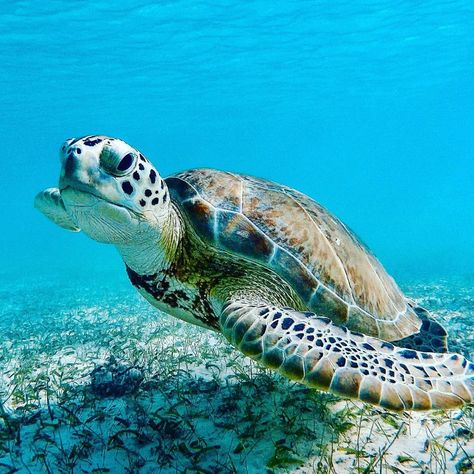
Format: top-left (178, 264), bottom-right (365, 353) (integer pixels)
top-left (0, 272), bottom-right (473, 473)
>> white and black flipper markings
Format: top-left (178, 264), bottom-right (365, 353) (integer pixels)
top-left (220, 300), bottom-right (474, 411)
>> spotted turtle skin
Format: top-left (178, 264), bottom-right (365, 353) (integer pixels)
top-left (166, 169), bottom-right (421, 342)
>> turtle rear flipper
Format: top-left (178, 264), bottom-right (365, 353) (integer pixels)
top-left (393, 304), bottom-right (448, 353)
top-left (220, 299), bottom-right (472, 411)
top-left (35, 188), bottom-right (80, 232)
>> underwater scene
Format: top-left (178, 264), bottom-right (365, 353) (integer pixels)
top-left (1, 1), bottom-right (474, 473)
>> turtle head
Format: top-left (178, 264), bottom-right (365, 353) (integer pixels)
top-left (57, 136), bottom-right (170, 244)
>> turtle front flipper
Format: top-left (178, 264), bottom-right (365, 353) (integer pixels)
top-left (34, 188), bottom-right (80, 231)
top-left (219, 300), bottom-right (474, 411)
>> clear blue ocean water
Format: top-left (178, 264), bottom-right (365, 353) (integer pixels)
top-left (0, 0), bottom-right (474, 286)
top-left (1, 1), bottom-right (473, 284)
top-left (1, 3), bottom-right (474, 471)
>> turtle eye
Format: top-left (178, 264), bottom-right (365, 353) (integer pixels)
top-left (100, 147), bottom-right (137, 176)
top-left (117, 153), bottom-right (135, 172)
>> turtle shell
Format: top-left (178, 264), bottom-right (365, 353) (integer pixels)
top-left (166, 169), bottom-right (421, 341)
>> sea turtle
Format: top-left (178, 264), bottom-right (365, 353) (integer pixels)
top-left (35, 135), bottom-right (474, 411)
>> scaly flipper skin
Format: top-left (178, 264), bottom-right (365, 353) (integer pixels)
top-left (35, 188), bottom-right (80, 232)
top-left (220, 300), bottom-right (474, 411)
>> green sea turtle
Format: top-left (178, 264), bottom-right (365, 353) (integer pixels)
top-left (35, 135), bottom-right (474, 411)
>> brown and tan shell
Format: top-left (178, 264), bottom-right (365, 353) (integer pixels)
top-left (166, 169), bottom-right (421, 341)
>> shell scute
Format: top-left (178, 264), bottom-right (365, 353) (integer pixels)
top-left (271, 247), bottom-right (318, 302)
top-left (166, 176), bottom-right (196, 202)
top-left (181, 198), bottom-right (215, 243)
top-left (216, 210), bottom-right (274, 262)
top-left (347, 306), bottom-right (380, 337)
top-left (310, 286), bottom-right (349, 324)
top-left (176, 170), bottom-right (241, 211)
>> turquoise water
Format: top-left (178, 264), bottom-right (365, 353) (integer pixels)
top-left (1, 0), bottom-right (473, 280)
top-left (1, 2), bottom-right (474, 472)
